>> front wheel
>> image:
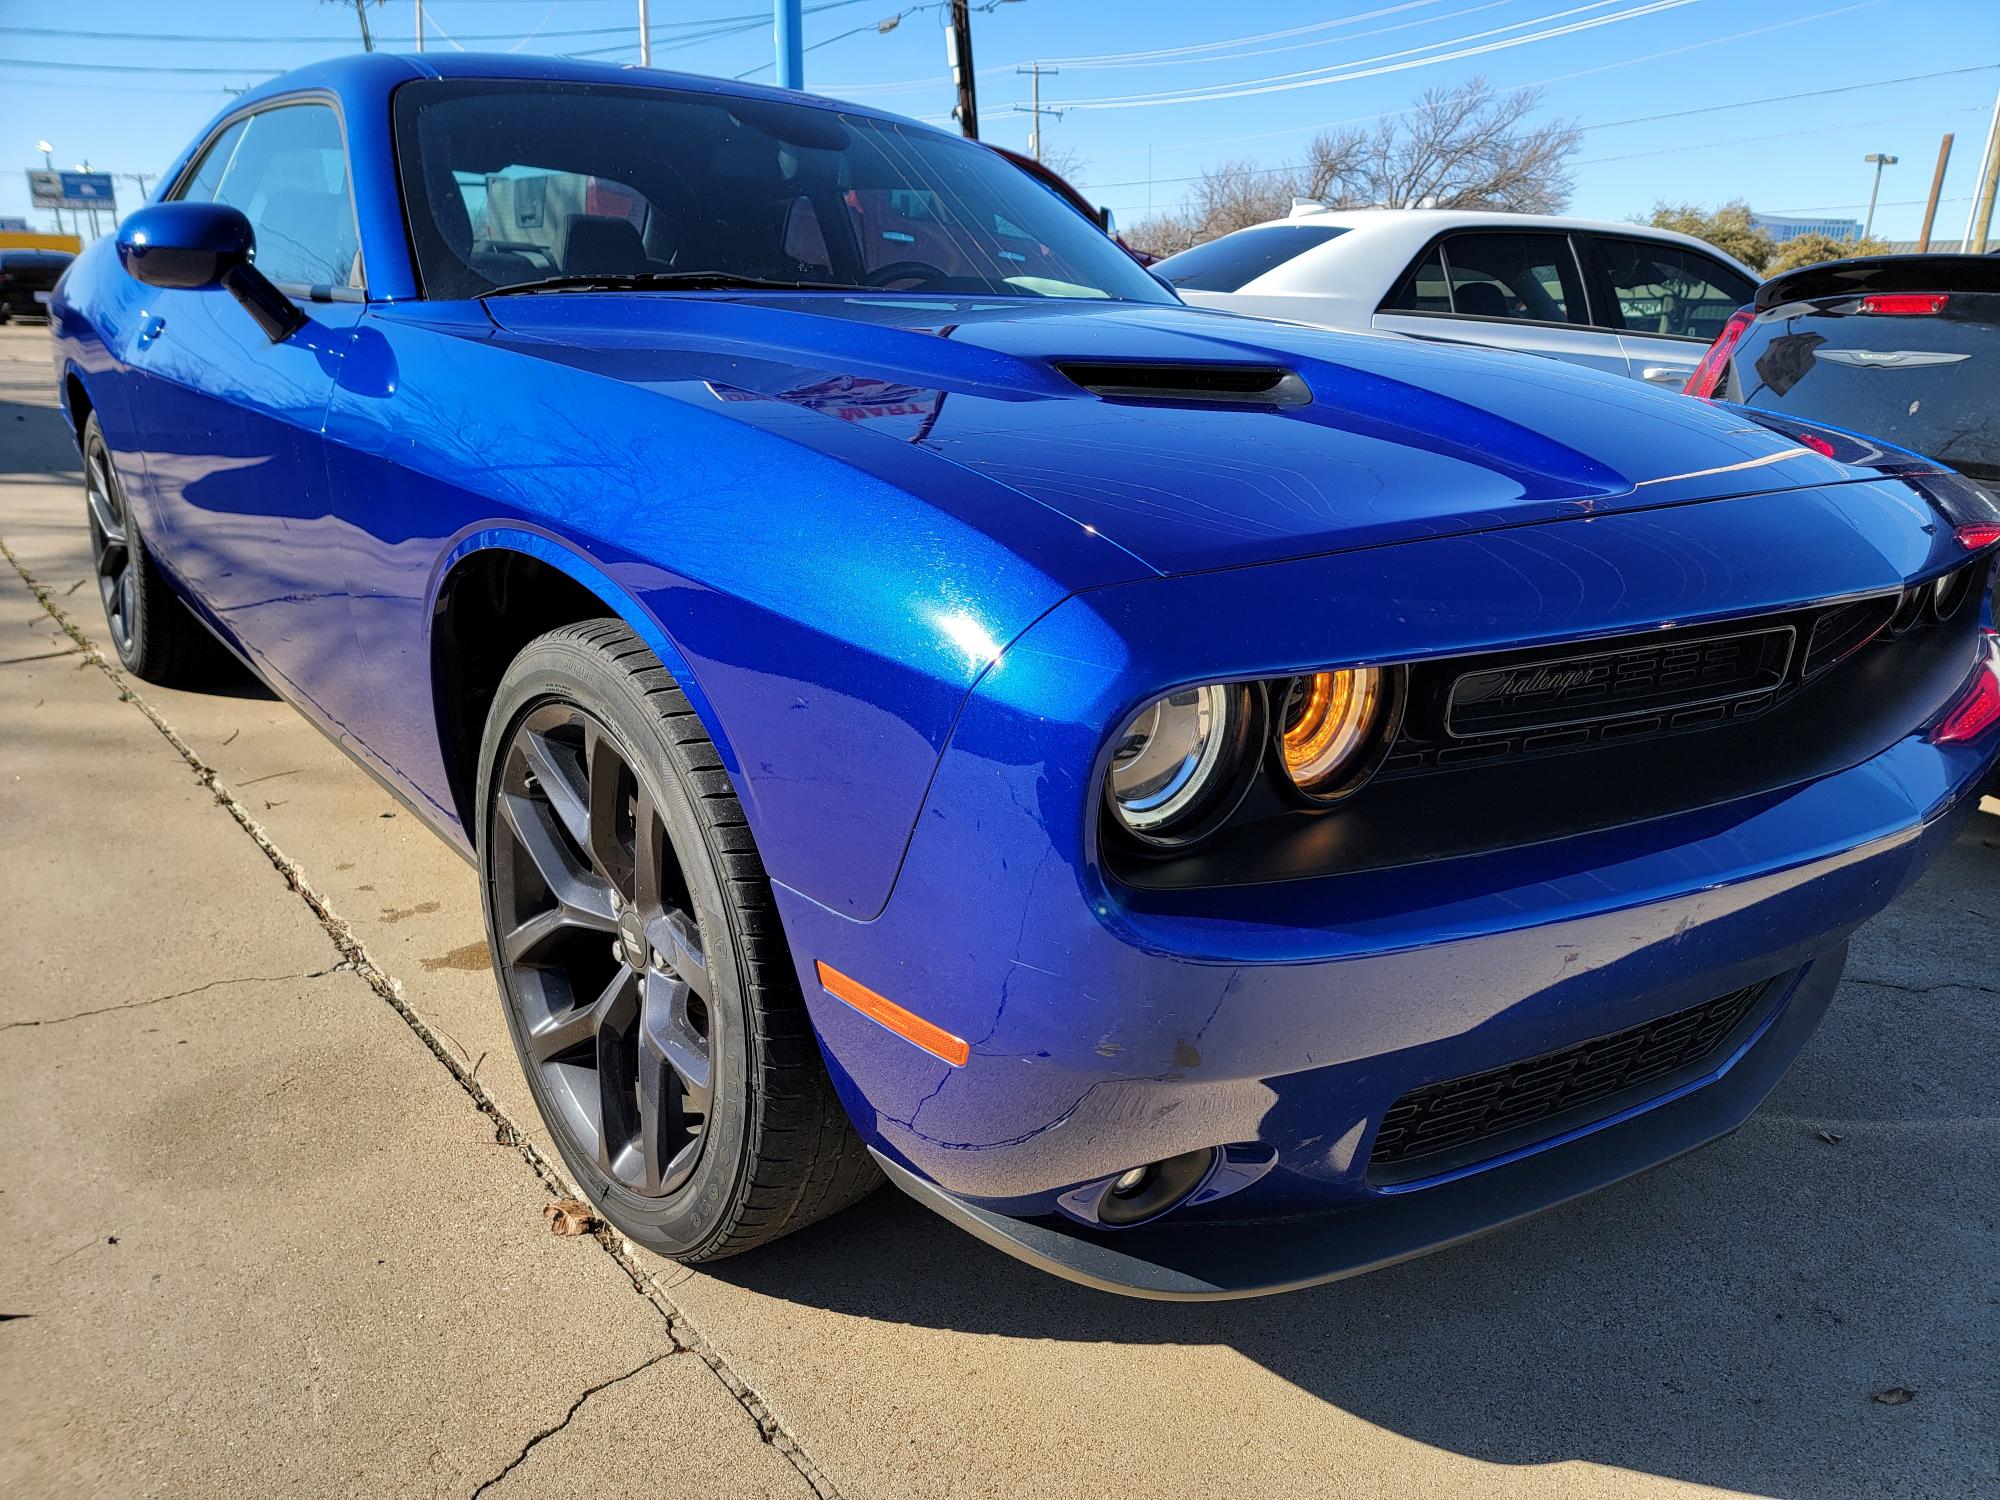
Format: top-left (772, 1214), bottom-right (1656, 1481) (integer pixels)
top-left (477, 620), bottom-right (878, 1260)
top-left (81, 413), bottom-right (222, 683)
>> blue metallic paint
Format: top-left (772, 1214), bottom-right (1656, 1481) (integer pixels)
top-left (46, 51), bottom-right (2000, 1297)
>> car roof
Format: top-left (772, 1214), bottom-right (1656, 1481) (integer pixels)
top-left (1218, 207), bottom-right (1761, 277)
top-left (227, 49), bottom-right (941, 136)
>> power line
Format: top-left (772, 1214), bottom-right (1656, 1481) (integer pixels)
top-left (1054, 0), bottom-right (1701, 111)
top-left (1073, 64), bottom-right (2000, 192)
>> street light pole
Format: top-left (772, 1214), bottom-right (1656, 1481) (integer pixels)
top-left (638, 0), bottom-right (651, 66)
top-left (1862, 152), bottom-right (1898, 240)
top-left (37, 139), bottom-right (64, 236)
top-left (414, 0), bottom-right (424, 52)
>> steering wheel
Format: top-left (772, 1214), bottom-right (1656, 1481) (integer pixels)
top-left (865, 260), bottom-right (957, 291)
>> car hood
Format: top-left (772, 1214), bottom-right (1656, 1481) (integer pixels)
top-left (482, 293), bottom-right (1924, 577)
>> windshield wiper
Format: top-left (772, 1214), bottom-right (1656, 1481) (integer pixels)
top-left (483, 271), bottom-right (863, 297)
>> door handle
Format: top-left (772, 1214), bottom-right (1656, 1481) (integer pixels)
top-left (1639, 366), bottom-right (1684, 384)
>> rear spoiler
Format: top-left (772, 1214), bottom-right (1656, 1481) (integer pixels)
top-left (1756, 252), bottom-right (2000, 311)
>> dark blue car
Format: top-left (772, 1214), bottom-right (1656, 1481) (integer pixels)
top-left (48, 53), bottom-right (2000, 1299)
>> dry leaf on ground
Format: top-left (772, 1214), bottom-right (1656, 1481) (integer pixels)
top-left (543, 1198), bottom-right (596, 1237)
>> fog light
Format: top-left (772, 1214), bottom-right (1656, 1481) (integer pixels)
top-left (1111, 1166), bottom-right (1150, 1196)
top-left (1094, 1147), bottom-right (1218, 1228)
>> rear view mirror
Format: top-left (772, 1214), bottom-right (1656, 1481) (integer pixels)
top-left (116, 202), bottom-right (305, 343)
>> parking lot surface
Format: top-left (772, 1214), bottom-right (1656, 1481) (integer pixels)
top-left (2, 321), bottom-right (1996, 1498)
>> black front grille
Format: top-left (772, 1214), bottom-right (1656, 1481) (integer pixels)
top-left (1369, 981), bottom-right (1770, 1172)
top-left (1445, 626), bottom-right (1794, 738)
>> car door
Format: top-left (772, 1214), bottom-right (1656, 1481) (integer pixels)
top-left (1372, 230), bottom-right (1631, 379)
top-left (1584, 234), bottom-right (1758, 391)
top-left (120, 99), bottom-right (368, 717)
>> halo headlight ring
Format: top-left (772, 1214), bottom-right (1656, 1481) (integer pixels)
top-left (1272, 665), bottom-right (1405, 806)
top-left (1103, 680), bottom-right (1268, 851)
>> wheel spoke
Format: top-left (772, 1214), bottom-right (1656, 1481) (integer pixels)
top-left (584, 724), bottom-right (635, 899)
top-left (499, 790), bottom-right (616, 930)
top-left (631, 785), bottom-right (663, 914)
top-left (591, 967), bottom-right (642, 1177)
top-left (646, 905), bottom-right (711, 1003)
top-left (518, 727), bottom-right (591, 861)
top-left (86, 459), bottom-right (124, 545)
top-left (637, 971), bottom-right (710, 1192)
top-left (525, 989), bottom-right (602, 1064)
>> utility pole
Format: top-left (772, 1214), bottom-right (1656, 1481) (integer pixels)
top-left (638, 0), bottom-right (651, 67)
top-left (323, 0), bottom-right (377, 52)
top-left (414, 0), bottom-right (423, 52)
top-left (1916, 134), bottom-right (1953, 251)
top-left (1861, 152), bottom-right (1897, 240)
top-left (947, 0), bottom-right (978, 140)
top-left (1967, 84), bottom-right (2000, 254)
top-left (774, 0), bottom-right (803, 89)
top-left (1016, 63), bottom-right (1060, 160)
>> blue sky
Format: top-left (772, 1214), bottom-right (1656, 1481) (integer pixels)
top-left (2, 0), bottom-right (1995, 241)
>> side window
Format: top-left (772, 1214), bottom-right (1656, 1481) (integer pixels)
top-left (1594, 237), bottom-right (1756, 343)
top-left (1382, 245), bottom-right (1451, 313)
top-left (1438, 232), bottom-right (1583, 325)
top-left (171, 119), bottom-right (248, 205)
top-left (205, 104), bottom-right (363, 291)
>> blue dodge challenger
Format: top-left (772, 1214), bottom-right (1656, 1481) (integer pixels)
top-left (48, 54), bottom-right (2000, 1298)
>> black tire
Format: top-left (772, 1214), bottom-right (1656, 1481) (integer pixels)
top-left (81, 413), bottom-right (222, 684)
top-left (477, 619), bottom-right (878, 1261)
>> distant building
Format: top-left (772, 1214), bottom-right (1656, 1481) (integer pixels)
top-left (1752, 213), bottom-right (1863, 243)
top-left (1884, 238), bottom-right (1965, 253)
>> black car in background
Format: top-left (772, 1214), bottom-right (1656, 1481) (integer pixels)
top-left (0, 250), bottom-right (74, 323)
top-left (1686, 253), bottom-right (2000, 621)
top-left (1686, 253), bottom-right (1998, 487)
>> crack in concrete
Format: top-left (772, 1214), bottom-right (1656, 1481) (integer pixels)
top-left (0, 966), bottom-right (346, 1031)
top-left (1, 534), bottom-right (845, 1500)
top-left (468, 1350), bottom-right (677, 1498)
top-left (1846, 974), bottom-right (2000, 998)
top-left (0, 645), bottom-right (79, 666)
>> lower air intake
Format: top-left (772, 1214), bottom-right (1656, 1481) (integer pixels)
top-left (1369, 980), bottom-right (1772, 1173)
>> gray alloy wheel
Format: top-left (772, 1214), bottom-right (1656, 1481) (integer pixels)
top-left (478, 620), bottom-right (878, 1260)
top-left (80, 413), bottom-right (221, 684)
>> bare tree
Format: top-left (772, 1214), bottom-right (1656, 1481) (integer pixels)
top-left (1345, 79), bottom-right (1579, 211)
top-left (1128, 78), bottom-right (1579, 257)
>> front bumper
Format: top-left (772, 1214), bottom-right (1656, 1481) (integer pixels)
top-left (867, 951), bottom-right (1842, 1299)
top-left (773, 484), bottom-right (2000, 1296)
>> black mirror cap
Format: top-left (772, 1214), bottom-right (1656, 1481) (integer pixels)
top-left (116, 201), bottom-right (255, 291)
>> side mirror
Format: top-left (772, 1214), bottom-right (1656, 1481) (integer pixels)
top-left (116, 201), bottom-right (305, 343)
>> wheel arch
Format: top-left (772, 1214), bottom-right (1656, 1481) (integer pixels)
top-left (427, 528), bottom-right (742, 847)
top-left (61, 365), bottom-right (94, 449)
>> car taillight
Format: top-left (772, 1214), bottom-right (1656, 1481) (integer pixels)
top-left (1956, 523), bottom-right (2000, 550)
top-left (1932, 632), bottom-right (2000, 745)
top-left (1859, 292), bottom-right (1948, 316)
top-left (1682, 306), bottom-right (1755, 398)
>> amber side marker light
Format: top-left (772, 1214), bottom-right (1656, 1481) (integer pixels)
top-left (815, 961), bottom-right (970, 1067)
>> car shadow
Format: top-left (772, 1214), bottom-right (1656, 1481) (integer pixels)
top-left (709, 812), bottom-right (2000, 1497)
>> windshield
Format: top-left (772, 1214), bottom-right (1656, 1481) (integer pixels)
top-left (392, 79), bottom-right (1171, 305)
top-left (1722, 292), bottom-right (2000, 483)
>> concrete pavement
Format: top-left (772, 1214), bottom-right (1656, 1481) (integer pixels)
top-left (2, 321), bottom-right (1996, 1498)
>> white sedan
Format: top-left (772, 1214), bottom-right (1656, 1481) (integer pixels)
top-left (1157, 206), bottom-right (1759, 388)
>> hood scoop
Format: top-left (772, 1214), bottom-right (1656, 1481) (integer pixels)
top-left (1053, 360), bottom-right (1311, 408)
